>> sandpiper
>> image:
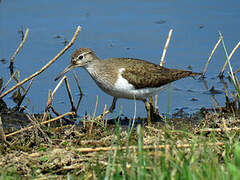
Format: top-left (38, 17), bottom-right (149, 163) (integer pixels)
top-left (55, 48), bottom-right (201, 123)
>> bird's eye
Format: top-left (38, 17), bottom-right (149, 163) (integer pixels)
top-left (78, 55), bottom-right (83, 60)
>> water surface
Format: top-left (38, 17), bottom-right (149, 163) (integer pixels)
top-left (1, 0), bottom-right (240, 118)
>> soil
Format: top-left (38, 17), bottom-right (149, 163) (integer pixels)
top-left (0, 97), bottom-right (240, 178)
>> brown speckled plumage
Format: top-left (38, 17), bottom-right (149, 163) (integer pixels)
top-left (98, 58), bottom-right (200, 89)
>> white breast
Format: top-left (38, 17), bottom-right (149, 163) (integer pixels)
top-left (113, 68), bottom-right (169, 100)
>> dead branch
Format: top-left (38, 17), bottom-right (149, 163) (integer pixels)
top-left (9, 28), bottom-right (29, 75)
top-left (0, 26), bottom-right (82, 99)
top-left (49, 105), bottom-right (74, 123)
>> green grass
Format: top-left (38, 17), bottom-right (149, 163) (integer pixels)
top-left (88, 124), bottom-right (240, 180)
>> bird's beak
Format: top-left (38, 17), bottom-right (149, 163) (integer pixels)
top-left (55, 64), bottom-right (74, 81)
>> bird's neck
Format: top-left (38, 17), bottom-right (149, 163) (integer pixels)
top-left (84, 59), bottom-right (101, 76)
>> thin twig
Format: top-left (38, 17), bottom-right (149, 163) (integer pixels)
top-left (64, 78), bottom-right (76, 112)
top-left (9, 28), bottom-right (29, 75)
top-left (76, 94), bottom-right (83, 112)
top-left (0, 71), bottom-right (17, 95)
top-left (45, 89), bottom-right (53, 112)
top-left (234, 69), bottom-right (240, 74)
top-left (103, 104), bottom-right (108, 128)
top-left (201, 36), bottom-right (222, 79)
top-left (52, 76), bottom-right (67, 96)
top-left (89, 95), bottom-right (98, 134)
top-left (5, 111), bottom-right (75, 138)
top-left (12, 72), bottom-right (27, 94)
top-left (42, 89), bottom-right (52, 122)
top-left (198, 127), bottom-right (240, 133)
top-left (73, 69), bottom-right (83, 95)
top-left (16, 78), bottom-right (34, 111)
top-left (49, 106), bottom-right (74, 123)
top-left (0, 26), bottom-right (82, 99)
top-left (219, 40), bottom-right (240, 78)
top-left (44, 76), bottom-right (78, 121)
top-left (74, 142), bottom-right (224, 153)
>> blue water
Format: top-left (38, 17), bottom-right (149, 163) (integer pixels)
top-left (1, 0), bottom-right (240, 118)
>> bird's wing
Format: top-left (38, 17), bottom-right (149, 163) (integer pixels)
top-left (120, 60), bottom-right (194, 89)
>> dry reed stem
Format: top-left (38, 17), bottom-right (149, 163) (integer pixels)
top-left (89, 96), bottom-right (98, 134)
top-left (43, 76), bottom-right (67, 113)
top-left (9, 28), bottom-right (29, 74)
top-left (63, 78), bottom-right (76, 112)
top-left (160, 29), bottom-right (173, 66)
top-left (74, 142), bottom-right (224, 153)
top-left (234, 69), bottom-right (240, 74)
top-left (155, 29), bottom-right (173, 107)
top-left (94, 104), bottom-right (109, 126)
top-left (0, 71), bottom-right (17, 95)
top-left (42, 89), bottom-right (53, 121)
top-left (44, 76), bottom-right (77, 117)
top-left (49, 106), bottom-right (74, 123)
top-left (201, 37), bottom-right (222, 79)
top-left (52, 76), bottom-right (67, 95)
top-left (17, 71), bottom-right (20, 82)
top-left (16, 78), bottom-right (34, 110)
top-left (73, 69), bottom-right (83, 95)
top-left (76, 94), bottom-right (83, 112)
top-left (198, 127), bottom-right (240, 133)
top-left (46, 89), bottom-right (53, 111)
top-left (12, 73), bottom-right (27, 94)
top-left (103, 104), bottom-right (107, 118)
top-left (219, 41), bottom-right (240, 77)
top-left (0, 26), bottom-right (82, 99)
top-left (5, 111), bottom-right (75, 138)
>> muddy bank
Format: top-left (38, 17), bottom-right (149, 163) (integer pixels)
top-left (0, 108), bottom-right (240, 178)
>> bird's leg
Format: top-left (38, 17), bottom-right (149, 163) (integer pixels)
top-left (109, 97), bottom-right (118, 112)
top-left (149, 96), bottom-right (155, 112)
top-left (143, 99), bottom-right (153, 124)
